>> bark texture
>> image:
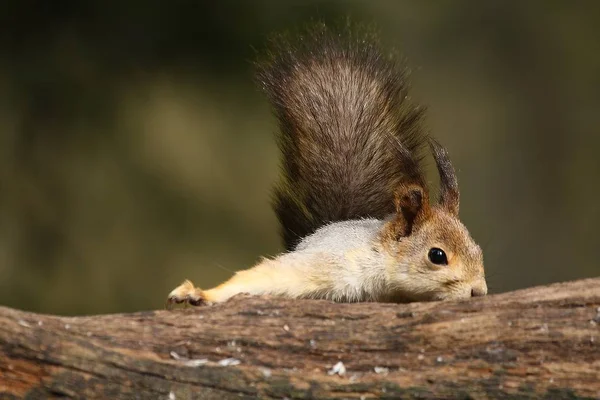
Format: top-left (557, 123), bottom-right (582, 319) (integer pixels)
top-left (0, 278), bottom-right (599, 399)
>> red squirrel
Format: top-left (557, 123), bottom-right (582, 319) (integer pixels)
top-left (167, 22), bottom-right (487, 307)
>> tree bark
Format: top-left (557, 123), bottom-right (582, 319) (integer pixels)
top-left (0, 278), bottom-right (599, 400)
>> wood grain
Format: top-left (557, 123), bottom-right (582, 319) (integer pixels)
top-left (1, 277), bottom-right (599, 399)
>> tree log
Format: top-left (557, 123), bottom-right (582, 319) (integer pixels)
top-left (0, 278), bottom-right (599, 399)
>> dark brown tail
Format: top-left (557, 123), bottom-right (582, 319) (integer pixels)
top-left (256, 22), bottom-right (427, 250)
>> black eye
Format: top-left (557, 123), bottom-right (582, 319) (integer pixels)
top-left (428, 248), bottom-right (448, 265)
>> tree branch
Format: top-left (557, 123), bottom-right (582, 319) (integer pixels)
top-left (1, 278), bottom-right (599, 399)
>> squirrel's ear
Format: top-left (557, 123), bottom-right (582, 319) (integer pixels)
top-left (391, 184), bottom-right (431, 238)
top-left (429, 138), bottom-right (460, 216)
top-left (385, 132), bottom-right (430, 238)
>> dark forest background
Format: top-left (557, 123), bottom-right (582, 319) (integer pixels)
top-left (0, 1), bottom-right (598, 315)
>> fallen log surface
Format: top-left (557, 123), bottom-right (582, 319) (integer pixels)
top-left (0, 278), bottom-right (599, 399)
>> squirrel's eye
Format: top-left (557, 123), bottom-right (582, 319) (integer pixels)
top-left (428, 248), bottom-right (448, 265)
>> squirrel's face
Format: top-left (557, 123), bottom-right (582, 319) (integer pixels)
top-left (385, 205), bottom-right (486, 302)
top-left (379, 138), bottom-right (488, 302)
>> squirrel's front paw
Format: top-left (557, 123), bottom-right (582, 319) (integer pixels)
top-left (166, 280), bottom-right (207, 309)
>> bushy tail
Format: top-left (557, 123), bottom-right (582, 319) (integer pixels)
top-left (256, 22), bottom-right (427, 250)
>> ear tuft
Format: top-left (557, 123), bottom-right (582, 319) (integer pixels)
top-left (429, 138), bottom-right (460, 216)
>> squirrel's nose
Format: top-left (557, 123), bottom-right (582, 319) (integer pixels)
top-left (470, 281), bottom-right (488, 297)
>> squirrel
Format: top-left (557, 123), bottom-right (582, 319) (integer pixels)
top-left (166, 22), bottom-right (487, 308)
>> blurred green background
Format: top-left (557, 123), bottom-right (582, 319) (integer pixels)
top-left (1, 1), bottom-right (598, 315)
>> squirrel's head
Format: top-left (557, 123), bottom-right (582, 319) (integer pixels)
top-left (382, 139), bottom-right (487, 302)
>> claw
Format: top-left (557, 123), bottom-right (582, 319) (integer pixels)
top-left (165, 296), bottom-right (184, 310)
top-left (165, 280), bottom-right (206, 309)
top-left (188, 297), bottom-right (205, 306)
